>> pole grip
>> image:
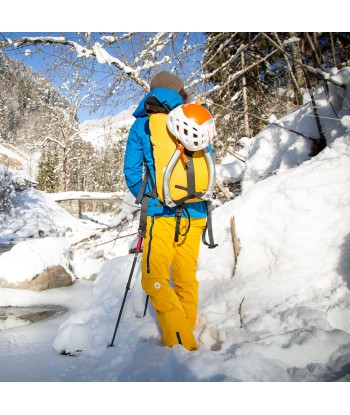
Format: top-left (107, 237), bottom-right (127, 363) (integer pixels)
top-left (136, 236), bottom-right (143, 252)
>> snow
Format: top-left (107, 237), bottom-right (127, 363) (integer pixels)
top-left (50, 190), bottom-right (125, 201)
top-left (341, 115), bottom-right (350, 130)
top-left (0, 237), bottom-right (74, 284)
top-left (0, 67), bottom-right (350, 407)
top-left (79, 106), bottom-right (136, 148)
top-left (0, 187), bottom-right (79, 244)
top-left (216, 154), bottom-right (245, 184)
top-left (93, 42), bottom-right (113, 65)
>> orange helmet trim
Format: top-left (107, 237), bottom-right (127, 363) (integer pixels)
top-left (182, 104), bottom-right (212, 126)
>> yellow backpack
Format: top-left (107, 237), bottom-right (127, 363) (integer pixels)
top-left (149, 112), bottom-right (210, 205)
top-left (136, 95), bottom-right (217, 249)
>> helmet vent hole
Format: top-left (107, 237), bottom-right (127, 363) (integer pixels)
top-left (184, 129), bottom-right (188, 136)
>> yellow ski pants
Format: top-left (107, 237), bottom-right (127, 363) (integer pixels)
top-left (141, 216), bottom-right (206, 351)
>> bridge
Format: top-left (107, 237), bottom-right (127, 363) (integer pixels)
top-left (51, 191), bottom-right (126, 218)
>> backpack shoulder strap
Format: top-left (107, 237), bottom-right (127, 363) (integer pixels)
top-left (144, 95), bottom-right (170, 115)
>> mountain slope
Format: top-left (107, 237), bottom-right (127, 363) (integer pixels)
top-left (79, 106), bottom-right (136, 149)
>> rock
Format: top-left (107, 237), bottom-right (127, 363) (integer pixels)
top-left (89, 250), bottom-right (104, 259)
top-left (0, 265), bottom-right (73, 291)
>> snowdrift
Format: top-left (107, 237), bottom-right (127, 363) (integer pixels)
top-left (49, 67), bottom-right (350, 381)
top-left (0, 187), bottom-right (81, 284)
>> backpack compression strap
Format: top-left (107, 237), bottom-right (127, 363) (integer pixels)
top-left (162, 143), bottom-right (217, 247)
top-left (202, 201), bottom-right (218, 249)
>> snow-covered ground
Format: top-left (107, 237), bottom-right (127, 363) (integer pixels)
top-left (0, 68), bottom-right (350, 411)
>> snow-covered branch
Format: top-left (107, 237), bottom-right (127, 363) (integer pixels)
top-left (188, 33), bottom-right (261, 89)
top-left (0, 35), bottom-right (151, 92)
top-left (134, 32), bottom-right (173, 65)
top-left (100, 32), bottom-right (136, 46)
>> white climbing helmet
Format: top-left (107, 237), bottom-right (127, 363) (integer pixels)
top-left (166, 103), bottom-right (216, 151)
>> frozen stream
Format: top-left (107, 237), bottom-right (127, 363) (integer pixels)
top-left (0, 243), bottom-right (13, 254)
top-left (0, 280), bottom-right (98, 381)
top-left (0, 305), bottom-right (67, 331)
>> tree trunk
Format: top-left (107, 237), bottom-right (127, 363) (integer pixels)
top-left (61, 149), bottom-right (68, 192)
top-left (289, 32), bottom-right (307, 103)
top-left (241, 52), bottom-right (251, 138)
top-left (313, 32), bottom-right (323, 65)
top-left (330, 33), bottom-right (337, 67)
top-left (271, 33), bottom-right (304, 104)
top-left (305, 32), bottom-right (322, 68)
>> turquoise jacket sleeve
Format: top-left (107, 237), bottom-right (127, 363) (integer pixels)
top-left (124, 116), bottom-right (156, 199)
top-left (123, 118), bottom-right (144, 199)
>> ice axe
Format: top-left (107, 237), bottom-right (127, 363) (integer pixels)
top-left (109, 235), bottom-right (143, 347)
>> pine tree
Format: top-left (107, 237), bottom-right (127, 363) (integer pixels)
top-left (36, 150), bottom-right (58, 192)
top-left (0, 163), bottom-right (15, 211)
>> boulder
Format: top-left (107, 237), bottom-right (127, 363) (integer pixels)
top-left (0, 265), bottom-right (73, 291)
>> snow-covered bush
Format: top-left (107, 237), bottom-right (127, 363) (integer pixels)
top-left (0, 164), bottom-right (16, 211)
top-left (242, 67), bottom-right (350, 193)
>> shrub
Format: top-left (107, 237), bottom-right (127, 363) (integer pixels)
top-left (0, 164), bottom-right (16, 211)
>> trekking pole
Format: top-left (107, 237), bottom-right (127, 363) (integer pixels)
top-left (109, 236), bottom-right (143, 347)
top-left (143, 295), bottom-right (149, 317)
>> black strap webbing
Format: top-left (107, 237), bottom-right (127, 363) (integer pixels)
top-left (135, 172), bottom-right (149, 205)
top-left (144, 95), bottom-right (170, 115)
top-left (202, 201), bottom-right (218, 249)
top-left (185, 150), bottom-right (196, 196)
top-left (136, 161), bottom-right (157, 237)
top-left (138, 195), bottom-right (149, 238)
top-left (174, 204), bottom-right (191, 243)
top-left (171, 150), bottom-right (205, 205)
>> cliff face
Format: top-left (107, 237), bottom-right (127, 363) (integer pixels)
top-left (0, 53), bottom-right (71, 150)
top-left (0, 140), bottom-right (28, 170)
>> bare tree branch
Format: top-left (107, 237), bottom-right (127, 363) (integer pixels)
top-left (203, 48), bottom-right (280, 97)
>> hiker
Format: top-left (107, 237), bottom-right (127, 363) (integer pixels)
top-left (123, 71), bottom-right (216, 351)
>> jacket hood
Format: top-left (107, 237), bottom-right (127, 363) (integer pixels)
top-left (132, 87), bottom-right (184, 118)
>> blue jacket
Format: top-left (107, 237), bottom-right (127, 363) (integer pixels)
top-left (123, 87), bottom-right (207, 218)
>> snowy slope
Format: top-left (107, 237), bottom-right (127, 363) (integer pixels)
top-left (79, 106), bottom-right (136, 148)
top-left (50, 67), bottom-right (350, 381)
top-left (50, 131), bottom-right (350, 381)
